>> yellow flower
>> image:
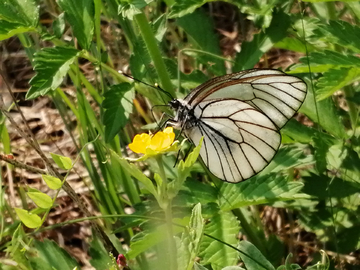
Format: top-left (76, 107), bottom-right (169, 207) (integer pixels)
top-left (129, 127), bottom-right (178, 159)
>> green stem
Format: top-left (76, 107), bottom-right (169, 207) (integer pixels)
top-left (134, 12), bottom-right (175, 99)
top-left (155, 156), bottom-right (177, 270)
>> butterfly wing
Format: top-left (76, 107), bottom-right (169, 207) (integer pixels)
top-left (185, 69), bottom-right (307, 129)
top-left (184, 99), bottom-right (281, 183)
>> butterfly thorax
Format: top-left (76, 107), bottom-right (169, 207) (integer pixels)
top-left (168, 99), bottom-right (199, 130)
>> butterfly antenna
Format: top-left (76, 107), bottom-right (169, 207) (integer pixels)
top-left (121, 72), bottom-right (174, 102)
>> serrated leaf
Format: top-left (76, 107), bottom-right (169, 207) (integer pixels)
top-left (0, 0), bottom-right (39, 27)
top-left (238, 241), bottom-right (275, 270)
top-left (199, 211), bottom-right (240, 270)
top-left (168, 0), bottom-right (208, 18)
top-left (57, 0), bottom-right (94, 50)
top-left (290, 51), bottom-right (360, 74)
top-left (177, 203), bottom-right (204, 270)
top-left (176, 9), bottom-right (225, 75)
top-left (50, 152), bottom-right (73, 170)
top-left (302, 173), bottom-right (358, 199)
top-left (27, 191), bottom-right (53, 209)
top-left (34, 239), bottom-right (80, 270)
top-left (300, 82), bottom-right (346, 138)
top-left (234, 9), bottom-right (290, 71)
top-left (0, 20), bottom-right (36, 41)
top-left (281, 119), bottom-right (334, 144)
top-left (42, 175), bottom-right (62, 190)
top-left (260, 145), bottom-right (312, 176)
top-left (15, 208), bottom-right (42, 229)
top-left (27, 47), bottom-right (79, 99)
top-left (316, 67), bottom-right (360, 100)
top-left (102, 83), bottom-right (134, 142)
top-left (219, 174), bottom-right (309, 211)
top-left (318, 20), bottom-right (360, 53)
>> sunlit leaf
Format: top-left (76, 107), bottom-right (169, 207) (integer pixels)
top-left (34, 239), bottom-right (80, 270)
top-left (219, 174), bottom-right (310, 211)
top-left (27, 191), bottom-right (53, 209)
top-left (50, 152), bottom-right (73, 170)
top-left (15, 208), bottom-right (42, 229)
top-left (42, 175), bottom-right (62, 190)
top-left (102, 83), bottom-right (134, 142)
top-left (57, 0), bottom-right (94, 49)
top-left (199, 211), bottom-right (240, 270)
top-left (27, 47), bottom-right (79, 99)
top-left (239, 241), bottom-right (275, 270)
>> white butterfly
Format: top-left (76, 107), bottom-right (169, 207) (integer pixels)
top-left (168, 69), bottom-right (307, 183)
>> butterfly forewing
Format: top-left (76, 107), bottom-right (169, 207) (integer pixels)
top-left (186, 69), bottom-right (307, 129)
top-left (170, 68), bottom-right (307, 183)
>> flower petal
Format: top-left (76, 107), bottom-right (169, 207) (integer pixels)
top-left (129, 133), bottom-right (151, 154)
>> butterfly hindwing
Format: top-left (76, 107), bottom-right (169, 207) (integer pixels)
top-left (184, 99), bottom-right (281, 183)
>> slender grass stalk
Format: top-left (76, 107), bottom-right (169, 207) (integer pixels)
top-left (134, 12), bottom-right (175, 99)
top-left (156, 155), bottom-right (177, 270)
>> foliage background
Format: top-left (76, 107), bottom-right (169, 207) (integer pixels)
top-left (0, 0), bottom-right (360, 269)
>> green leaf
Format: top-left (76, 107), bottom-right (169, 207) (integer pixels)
top-left (260, 145), bottom-right (313, 176)
top-left (27, 47), bottom-right (79, 99)
top-left (302, 173), bottom-right (359, 199)
top-left (33, 239), bottom-right (80, 270)
top-left (0, 20), bottom-right (36, 41)
top-left (50, 152), bottom-right (73, 170)
top-left (118, 3), bottom-right (142, 20)
top-left (57, 0), bottom-right (94, 50)
top-left (194, 262), bottom-right (210, 270)
top-left (234, 9), bottom-right (290, 71)
top-left (127, 224), bottom-right (184, 259)
top-left (0, 0), bottom-right (39, 27)
top-left (300, 82), bottom-right (346, 138)
top-left (89, 236), bottom-right (113, 270)
top-left (238, 241), bottom-right (275, 270)
top-left (313, 133), bottom-right (333, 174)
top-left (27, 191), bottom-right (53, 209)
top-left (318, 20), bottom-right (360, 53)
top-left (290, 50), bottom-right (360, 73)
top-left (114, 154), bottom-right (158, 200)
top-left (222, 267), bottom-right (245, 270)
top-left (168, 0), bottom-right (208, 18)
top-left (316, 67), bottom-right (360, 100)
top-left (281, 119), bottom-right (333, 144)
top-left (102, 83), bottom-right (134, 142)
top-left (42, 175), bottom-right (62, 190)
top-left (177, 203), bottom-right (204, 270)
top-left (200, 211), bottom-right (240, 270)
top-left (53, 13), bottom-right (66, 39)
top-left (177, 137), bottom-right (203, 178)
top-left (174, 180), bottom-right (218, 207)
top-left (176, 9), bottom-right (225, 75)
top-left (15, 208), bottom-right (42, 229)
top-left (219, 174), bottom-right (310, 211)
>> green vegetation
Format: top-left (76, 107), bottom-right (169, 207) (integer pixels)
top-left (0, 0), bottom-right (360, 269)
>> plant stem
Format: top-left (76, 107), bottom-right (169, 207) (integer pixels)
top-left (156, 155), bottom-right (177, 270)
top-left (134, 12), bottom-right (175, 99)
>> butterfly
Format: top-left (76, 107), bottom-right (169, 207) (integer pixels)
top-left (167, 69), bottom-right (307, 183)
